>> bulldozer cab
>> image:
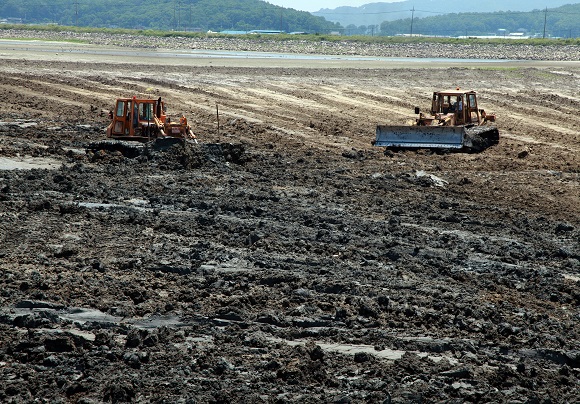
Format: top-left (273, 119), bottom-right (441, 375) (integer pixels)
top-left (431, 90), bottom-right (482, 125)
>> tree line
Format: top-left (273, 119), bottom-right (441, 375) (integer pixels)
top-left (378, 4), bottom-right (580, 38)
top-left (0, 0), bottom-right (341, 33)
top-left (2, 0), bottom-right (578, 38)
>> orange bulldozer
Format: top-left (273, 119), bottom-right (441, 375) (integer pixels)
top-left (106, 96), bottom-right (196, 142)
top-left (89, 96), bottom-right (197, 158)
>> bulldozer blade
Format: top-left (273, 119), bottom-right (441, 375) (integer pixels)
top-left (374, 125), bottom-right (467, 149)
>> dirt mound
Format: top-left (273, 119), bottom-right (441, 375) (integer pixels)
top-left (465, 125), bottom-right (500, 152)
top-left (149, 142), bottom-right (248, 169)
top-left (87, 139), bottom-right (248, 169)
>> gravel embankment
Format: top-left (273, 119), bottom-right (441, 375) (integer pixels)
top-left (1, 29), bottom-right (579, 61)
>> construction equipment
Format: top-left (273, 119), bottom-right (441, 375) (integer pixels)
top-left (374, 89), bottom-right (499, 152)
top-left (89, 96), bottom-right (197, 157)
top-left (106, 96), bottom-right (195, 142)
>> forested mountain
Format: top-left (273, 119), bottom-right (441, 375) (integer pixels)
top-left (1, 0), bottom-right (577, 38)
top-left (314, 0), bottom-right (578, 28)
top-left (377, 3), bottom-right (580, 38)
top-left (0, 0), bottom-right (340, 33)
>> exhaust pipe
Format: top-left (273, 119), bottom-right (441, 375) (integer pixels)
top-left (156, 97), bottom-right (162, 118)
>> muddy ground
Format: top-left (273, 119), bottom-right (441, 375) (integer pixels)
top-left (0, 39), bottom-right (579, 403)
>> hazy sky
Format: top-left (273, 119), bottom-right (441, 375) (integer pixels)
top-left (266, 1), bottom-right (399, 13)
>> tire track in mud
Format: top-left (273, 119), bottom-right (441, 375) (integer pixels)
top-left (99, 66), bottom-right (431, 150)
top-left (133, 78), bottom-right (429, 150)
top-left (124, 81), bottom-right (363, 149)
top-left (1, 74), bottom-right (130, 119)
top-left (484, 89), bottom-right (579, 132)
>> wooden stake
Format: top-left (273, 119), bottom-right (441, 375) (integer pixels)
top-left (216, 103), bottom-right (220, 137)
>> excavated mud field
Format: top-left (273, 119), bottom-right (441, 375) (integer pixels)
top-left (0, 39), bottom-right (579, 403)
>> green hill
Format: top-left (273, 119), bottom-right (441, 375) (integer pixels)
top-left (378, 3), bottom-right (580, 38)
top-left (314, 0), bottom-right (577, 28)
top-left (0, 0), bottom-right (341, 33)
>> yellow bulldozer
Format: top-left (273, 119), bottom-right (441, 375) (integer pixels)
top-left (374, 89), bottom-right (499, 152)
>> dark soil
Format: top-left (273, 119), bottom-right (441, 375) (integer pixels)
top-left (0, 41), bottom-right (578, 403)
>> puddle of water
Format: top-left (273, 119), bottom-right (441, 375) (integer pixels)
top-left (57, 307), bottom-right (123, 324)
top-left (199, 263), bottom-right (257, 273)
top-left (77, 201), bottom-right (151, 212)
top-left (0, 156), bottom-right (62, 170)
top-left (314, 341), bottom-right (406, 361)
top-left (36, 327), bottom-right (96, 341)
top-left (7, 302), bottom-right (463, 365)
top-left (77, 202), bottom-right (125, 209)
top-left (132, 315), bottom-right (185, 330)
top-left (126, 198), bottom-right (149, 206)
top-left (0, 40), bottom-right (516, 64)
top-left (9, 303), bottom-right (467, 369)
top-left (10, 306), bottom-right (187, 330)
top-left (270, 337), bottom-right (460, 364)
top-left (271, 337), bottom-right (403, 360)
top-left (0, 121), bottom-right (37, 128)
top-left (153, 49), bottom-right (516, 64)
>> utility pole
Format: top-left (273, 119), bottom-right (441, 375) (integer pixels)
top-left (178, 0), bottom-right (181, 31)
top-left (73, 0), bottom-right (79, 26)
top-left (280, 10), bottom-right (283, 33)
top-left (543, 7), bottom-right (547, 39)
top-left (410, 6), bottom-right (415, 37)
